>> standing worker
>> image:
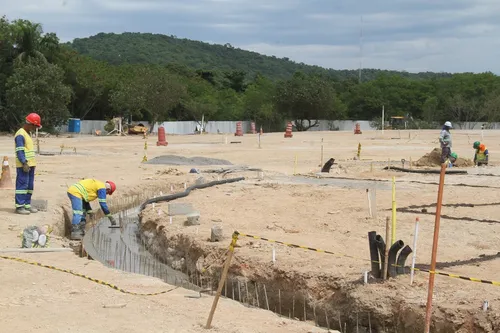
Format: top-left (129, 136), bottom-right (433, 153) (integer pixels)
top-left (473, 141), bottom-right (489, 166)
top-left (67, 179), bottom-right (117, 240)
top-left (439, 121), bottom-right (453, 163)
top-left (14, 113), bottom-right (42, 215)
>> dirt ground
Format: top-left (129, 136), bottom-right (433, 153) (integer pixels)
top-left (0, 128), bottom-right (499, 332)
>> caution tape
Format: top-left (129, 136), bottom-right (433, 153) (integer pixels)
top-left (233, 231), bottom-right (500, 287)
top-left (0, 255), bottom-right (179, 296)
top-left (416, 268), bottom-right (500, 286)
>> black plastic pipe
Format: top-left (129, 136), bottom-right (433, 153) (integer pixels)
top-left (396, 245), bottom-right (413, 275)
top-left (375, 235), bottom-right (386, 278)
top-left (383, 166), bottom-right (467, 175)
top-left (388, 240), bottom-right (405, 278)
top-left (140, 177), bottom-right (245, 211)
top-left (368, 231), bottom-right (381, 278)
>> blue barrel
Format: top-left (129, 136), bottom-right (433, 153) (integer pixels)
top-left (68, 118), bottom-right (81, 133)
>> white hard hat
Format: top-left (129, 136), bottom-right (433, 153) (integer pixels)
top-left (38, 234), bottom-right (47, 247)
top-left (444, 121), bottom-right (452, 128)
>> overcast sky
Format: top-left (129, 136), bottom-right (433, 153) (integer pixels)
top-left (2, 0), bottom-right (500, 73)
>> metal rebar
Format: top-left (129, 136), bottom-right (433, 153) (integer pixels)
top-left (255, 283), bottom-right (260, 308)
top-left (279, 289), bottom-right (282, 315)
top-left (245, 281), bottom-right (250, 305)
top-left (263, 284), bottom-right (269, 310)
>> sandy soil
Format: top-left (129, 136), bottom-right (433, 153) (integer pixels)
top-left (0, 128), bottom-right (499, 332)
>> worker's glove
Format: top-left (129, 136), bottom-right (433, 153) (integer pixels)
top-left (22, 163), bottom-right (30, 173)
top-left (108, 216), bottom-right (117, 226)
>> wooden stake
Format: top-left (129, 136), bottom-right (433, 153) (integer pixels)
top-left (205, 233), bottom-right (238, 329)
top-left (383, 217), bottom-right (390, 280)
top-left (424, 163), bottom-right (447, 333)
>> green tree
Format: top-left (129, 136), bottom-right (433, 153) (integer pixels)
top-left (243, 74), bottom-right (281, 131)
top-left (275, 72), bottom-right (345, 131)
top-left (6, 58), bottom-right (72, 130)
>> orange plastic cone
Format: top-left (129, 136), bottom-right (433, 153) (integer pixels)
top-left (0, 156), bottom-right (14, 189)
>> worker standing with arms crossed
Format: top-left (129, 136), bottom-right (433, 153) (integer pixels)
top-left (14, 113), bottom-right (42, 215)
top-left (439, 121), bottom-right (453, 164)
top-left (67, 179), bottom-right (117, 240)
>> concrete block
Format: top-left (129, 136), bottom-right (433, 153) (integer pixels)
top-left (210, 225), bottom-right (223, 242)
top-left (195, 177), bottom-right (205, 185)
top-left (31, 199), bottom-right (48, 212)
top-left (168, 202), bottom-right (194, 216)
top-left (185, 212), bottom-right (200, 226)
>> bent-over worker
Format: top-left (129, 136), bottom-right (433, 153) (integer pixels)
top-left (473, 141), bottom-right (489, 166)
top-left (67, 179), bottom-right (117, 240)
top-left (439, 121), bottom-right (453, 163)
top-left (15, 113), bottom-right (42, 215)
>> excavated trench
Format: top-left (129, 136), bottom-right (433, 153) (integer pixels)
top-left (82, 176), bottom-right (497, 333)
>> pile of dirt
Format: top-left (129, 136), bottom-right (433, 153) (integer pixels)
top-left (146, 155), bottom-right (232, 166)
top-left (156, 168), bottom-right (184, 176)
top-left (414, 148), bottom-right (474, 167)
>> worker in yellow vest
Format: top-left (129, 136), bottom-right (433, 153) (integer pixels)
top-left (14, 113), bottom-right (42, 215)
top-left (67, 179), bottom-right (117, 240)
top-left (473, 141), bottom-right (489, 166)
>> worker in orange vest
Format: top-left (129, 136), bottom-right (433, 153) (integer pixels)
top-left (473, 141), bottom-right (489, 166)
top-left (14, 113), bottom-right (42, 215)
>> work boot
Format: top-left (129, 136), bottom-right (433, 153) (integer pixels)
top-left (79, 220), bottom-right (86, 236)
top-left (27, 207), bottom-right (38, 213)
top-left (16, 208), bottom-right (31, 215)
top-left (70, 224), bottom-right (84, 241)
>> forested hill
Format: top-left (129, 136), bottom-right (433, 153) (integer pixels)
top-left (66, 32), bottom-right (451, 81)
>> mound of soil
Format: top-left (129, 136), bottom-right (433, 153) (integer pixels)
top-left (414, 148), bottom-right (474, 167)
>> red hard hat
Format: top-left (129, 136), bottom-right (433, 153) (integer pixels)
top-left (26, 113), bottom-right (42, 128)
top-left (106, 181), bottom-right (116, 195)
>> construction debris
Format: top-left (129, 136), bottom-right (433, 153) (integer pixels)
top-left (210, 225), bottom-right (223, 242)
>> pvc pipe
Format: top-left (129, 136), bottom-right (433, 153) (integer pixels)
top-left (410, 218), bottom-right (420, 285)
top-left (366, 189), bottom-right (372, 218)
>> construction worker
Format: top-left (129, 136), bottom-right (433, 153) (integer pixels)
top-left (473, 141), bottom-right (489, 166)
top-left (14, 113), bottom-right (42, 215)
top-left (439, 121), bottom-right (452, 163)
top-left (67, 179), bottom-right (117, 240)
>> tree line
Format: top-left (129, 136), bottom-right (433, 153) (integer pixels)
top-left (1, 16), bottom-right (500, 133)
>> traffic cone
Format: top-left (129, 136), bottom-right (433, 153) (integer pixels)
top-left (284, 122), bottom-right (293, 138)
top-left (0, 156), bottom-right (14, 189)
top-left (157, 126), bottom-right (168, 146)
top-left (235, 122), bottom-right (243, 136)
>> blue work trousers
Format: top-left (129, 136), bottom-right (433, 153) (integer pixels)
top-left (15, 166), bottom-right (35, 209)
top-left (67, 193), bottom-right (92, 225)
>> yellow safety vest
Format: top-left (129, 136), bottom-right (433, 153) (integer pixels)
top-left (67, 179), bottom-right (106, 202)
top-left (14, 128), bottom-right (36, 168)
top-left (476, 148), bottom-right (487, 161)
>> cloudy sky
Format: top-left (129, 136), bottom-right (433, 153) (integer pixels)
top-left (2, 0), bottom-right (500, 73)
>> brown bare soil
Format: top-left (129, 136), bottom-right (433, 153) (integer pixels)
top-left (0, 129), bottom-right (499, 332)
